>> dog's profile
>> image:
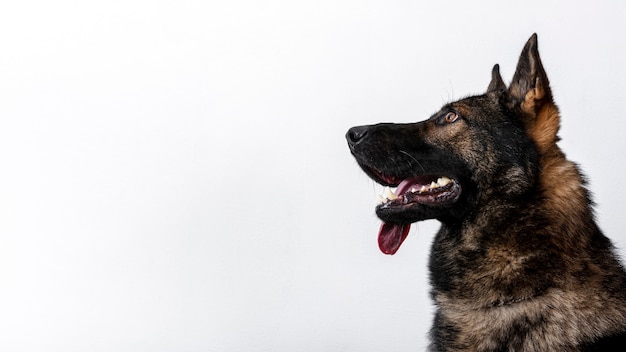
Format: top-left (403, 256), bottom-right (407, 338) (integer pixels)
top-left (346, 34), bottom-right (626, 351)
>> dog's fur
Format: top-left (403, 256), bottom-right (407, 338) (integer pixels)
top-left (346, 34), bottom-right (626, 351)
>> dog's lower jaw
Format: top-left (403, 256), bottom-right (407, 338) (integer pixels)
top-left (376, 202), bottom-right (446, 255)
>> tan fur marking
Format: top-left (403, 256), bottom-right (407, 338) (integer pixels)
top-left (436, 288), bottom-right (626, 351)
top-left (531, 104), bottom-right (560, 152)
top-left (521, 86), bottom-right (560, 153)
top-left (485, 246), bottom-right (530, 277)
top-left (542, 157), bottom-right (586, 207)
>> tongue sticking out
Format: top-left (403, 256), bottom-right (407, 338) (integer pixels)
top-left (378, 222), bottom-right (411, 255)
top-left (376, 178), bottom-right (418, 254)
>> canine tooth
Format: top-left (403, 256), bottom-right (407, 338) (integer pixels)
top-left (385, 187), bottom-right (398, 200)
top-left (377, 195), bottom-right (385, 204)
top-left (430, 181), bottom-right (439, 189)
top-left (437, 177), bottom-right (452, 186)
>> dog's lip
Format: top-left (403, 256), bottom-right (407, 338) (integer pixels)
top-left (366, 167), bottom-right (404, 186)
top-left (384, 176), bottom-right (459, 200)
top-left (376, 176), bottom-right (462, 214)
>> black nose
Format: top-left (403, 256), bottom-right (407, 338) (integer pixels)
top-left (346, 126), bottom-right (369, 150)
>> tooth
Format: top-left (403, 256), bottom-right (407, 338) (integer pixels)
top-left (437, 177), bottom-right (452, 186)
top-left (385, 187), bottom-right (398, 200)
top-left (377, 195), bottom-right (385, 204)
top-left (430, 181), bottom-right (439, 189)
top-left (410, 187), bottom-right (418, 193)
top-left (420, 186), bottom-right (428, 193)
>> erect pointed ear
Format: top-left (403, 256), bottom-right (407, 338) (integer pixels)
top-left (508, 34), bottom-right (560, 152)
top-left (487, 64), bottom-right (506, 92)
top-left (509, 33), bottom-right (552, 106)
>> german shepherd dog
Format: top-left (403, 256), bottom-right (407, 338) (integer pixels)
top-left (346, 34), bottom-right (626, 351)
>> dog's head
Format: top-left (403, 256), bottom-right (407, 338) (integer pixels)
top-left (346, 34), bottom-right (560, 254)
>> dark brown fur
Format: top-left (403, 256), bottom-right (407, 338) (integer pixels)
top-left (346, 34), bottom-right (626, 351)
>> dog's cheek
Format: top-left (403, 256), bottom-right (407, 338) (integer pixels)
top-left (424, 123), bottom-right (473, 153)
top-left (444, 130), bottom-right (491, 170)
top-left (494, 166), bottom-right (533, 197)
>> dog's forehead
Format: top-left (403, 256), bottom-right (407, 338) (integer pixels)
top-left (450, 102), bottom-right (471, 116)
top-left (428, 102), bottom-right (472, 122)
top-left (437, 101), bottom-right (473, 118)
top-left (448, 95), bottom-right (501, 119)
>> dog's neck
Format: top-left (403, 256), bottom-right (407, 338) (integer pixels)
top-left (485, 290), bottom-right (544, 308)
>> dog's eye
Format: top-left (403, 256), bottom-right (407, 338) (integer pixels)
top-left (443, 112), bottom-right (460, 124)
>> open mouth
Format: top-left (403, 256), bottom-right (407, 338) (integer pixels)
top-left (377, 176), bottom-right (460, 208)
top-left (373, 175), bottom-right (462, 255)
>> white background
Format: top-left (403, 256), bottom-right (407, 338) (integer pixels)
top-left (1, 1), bottom-right (625, 351)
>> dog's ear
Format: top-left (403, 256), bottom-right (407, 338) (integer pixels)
top-left (508, 34), bottom-right (560, 152)
top-left (509, 34), bottom-right (552, 105)
top-left (487, 64), bottom-right (506, 93)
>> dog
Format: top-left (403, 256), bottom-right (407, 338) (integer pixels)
top-left (346, 34), bottom-right (626, 351)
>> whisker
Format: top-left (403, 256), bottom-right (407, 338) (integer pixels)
top-left (399, 150), bottom-right (425, 174)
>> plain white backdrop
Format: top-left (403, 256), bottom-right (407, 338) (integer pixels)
top-left (1, 1), bottom-right (625, 351)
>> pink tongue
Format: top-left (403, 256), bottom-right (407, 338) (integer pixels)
top-left (378, 222), bottom-right (411, 255)
top-left (377, 178), bottom-right (418, 255)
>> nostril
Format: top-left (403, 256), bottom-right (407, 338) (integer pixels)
top-left (346, 126), bottom-right (368, 146)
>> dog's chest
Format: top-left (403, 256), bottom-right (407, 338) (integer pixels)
top-left (433, 290), bottom-right (626, 352)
